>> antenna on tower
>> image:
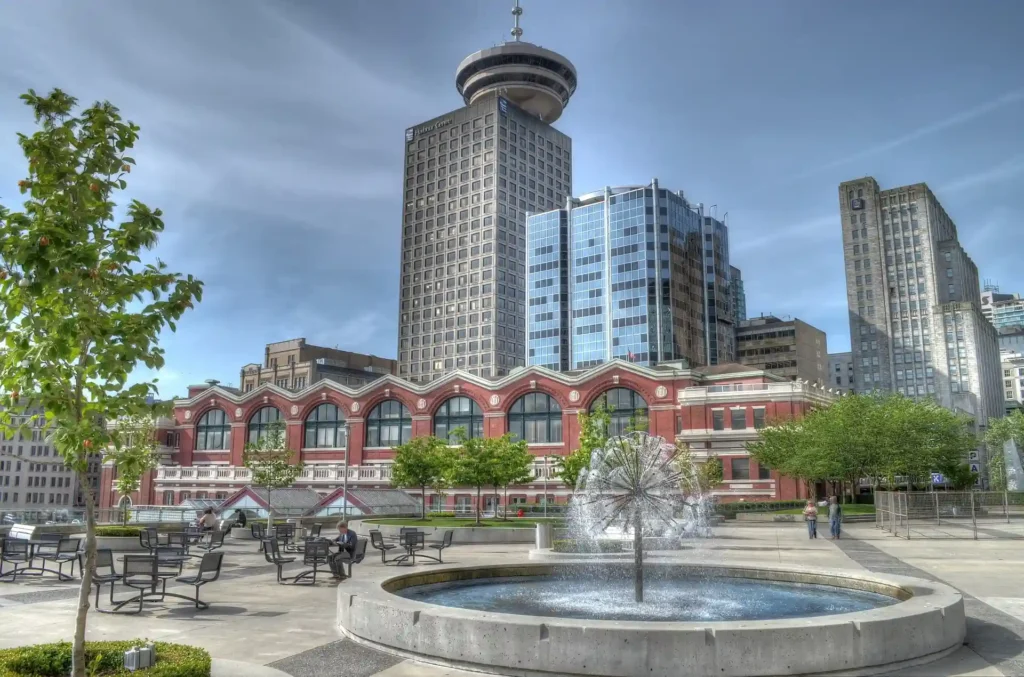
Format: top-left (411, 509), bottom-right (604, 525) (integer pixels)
top-left (511, 0), bottom-right (523, 41)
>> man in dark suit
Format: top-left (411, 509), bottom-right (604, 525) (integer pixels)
top-left (328, 521), bottom-right (358, 580)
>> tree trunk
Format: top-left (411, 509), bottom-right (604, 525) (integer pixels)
top-left (633, 509), bottom-right (644, 604)
top-left (72, 471), bottom-right (98, 677)
top-left (504, 486), bottom-right (509, 519)
top-left (420, 486), bottom-right (427, 520)
top-left (475, 486), bottom-right (481, 525)
top-left (266, 487), bottom-right (273, 528)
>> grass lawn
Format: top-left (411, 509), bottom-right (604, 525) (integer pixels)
top-left (363, 517), bottom-right (564, 528)
top-left (775, 504), bottom-right (876, 515)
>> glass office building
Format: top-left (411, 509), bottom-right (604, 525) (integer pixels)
top-left (527, 180), bottom-right (707, 370)
top-left (703, 215), bottom-right (737, 365)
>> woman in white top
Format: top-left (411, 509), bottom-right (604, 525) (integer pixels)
top-left (199, 508), bottom-right (217, 531)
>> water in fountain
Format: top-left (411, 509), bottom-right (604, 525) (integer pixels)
top-left (567, 431), bottom-right (713, 602)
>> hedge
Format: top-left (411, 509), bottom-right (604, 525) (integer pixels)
top-left (94, 527), bottom-right (144, 538)
top-left (552, 539), bottom-right (622, 553)
top-left (0, 640), bottom-right (210, 677)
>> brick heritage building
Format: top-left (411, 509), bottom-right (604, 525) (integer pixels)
top-left (100, 361), bottom-right (833, 512)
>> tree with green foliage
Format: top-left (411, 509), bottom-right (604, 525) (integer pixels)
top-left (242, 422), bottom-right (304, 527)
top-left (558, 402), bottom-right (611, 490)
top-left (452, 428), bottom-right (497, 524)
top-left (747, 393), bottom-right (977, 496)
top-left (489, 433), bottom-right (533, 518)
top-left (986, 410), bottom-right (1024, 490)
top-left (0, 89), bottom-right (203, 677)
top-left (107, 414), bottom-right (159, 525)
top-left (697, 454), bottom-right (724, 491)
top-left (391, 435), bottom-right (456, 519)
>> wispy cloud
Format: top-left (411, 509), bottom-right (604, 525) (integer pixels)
top-left (731, 214), bottom-right (836, 253)
top-left (939, 156), bottom-right (1024, 194)
top-left (791, 88), bottom-right (1024, 179)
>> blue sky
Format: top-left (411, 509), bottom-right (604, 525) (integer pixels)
top-left (1, 0), bottom-right (1021, 397)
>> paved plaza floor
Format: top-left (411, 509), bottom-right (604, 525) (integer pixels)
top-left (0, 524), bottom-right (1021, 676)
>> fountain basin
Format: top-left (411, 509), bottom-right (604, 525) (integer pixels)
top-left (337, 562), bottom-right (965, 677)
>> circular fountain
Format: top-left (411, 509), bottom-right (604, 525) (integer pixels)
top-left (339, 433), bottom-right (966, 676)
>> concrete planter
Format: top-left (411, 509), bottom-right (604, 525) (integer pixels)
top-left (230, 526), bottom-right (254, 540)
top-left (92, 536), bottom-right (148, 552)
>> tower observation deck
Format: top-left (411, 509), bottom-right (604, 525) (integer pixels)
top-left (455, 2), bottom-right (577, 123)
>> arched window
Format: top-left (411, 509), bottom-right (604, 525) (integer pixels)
top-left (248, 406), bottom-right (283, 444)
top-left (508, 393), bottom-right (562, 444)
top-left (365, 400), bottom-right (412, 448)
top-left (434, 396), bottom-right (484, 441)
top-left (195, 409), bottom-right (231, 451)
top-left (304, 403), bottom-right (347, 449)
top-left (591, 388), bottom-right (649, 437)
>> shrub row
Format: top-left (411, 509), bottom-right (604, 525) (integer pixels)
top-left (0, 640), bottom-right (210, 677)
top-left (93, 527), bottom-right (144, 538)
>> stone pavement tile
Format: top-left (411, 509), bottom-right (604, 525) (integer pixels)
top-left (884, 646), bottom-right (1005, 677)
top-left (268, 639), bottom-right (402, 677)
top-left (212, 659), bottom-right (291, 677)
top-left (979, 598), bottom-right (1024, 625)
top-left (371, 660), bottom-right (485, 676)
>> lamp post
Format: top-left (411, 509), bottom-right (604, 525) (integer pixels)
top-left (543, 455), bottom-right (550, 519)
top-left (342, 420), bottom-right (351, 520)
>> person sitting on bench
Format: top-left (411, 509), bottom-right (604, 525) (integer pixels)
top-left (328, 521), bottom-right (358, 580)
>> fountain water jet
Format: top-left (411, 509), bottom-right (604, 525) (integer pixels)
top-left (570, 431), bottom-right (709, 602)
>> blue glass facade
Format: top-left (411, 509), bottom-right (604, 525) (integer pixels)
top-left (527, 180), bottom-right (708, 371)
top-left (703, 216), bottom-right (735, 365)
top-left (527, 210), bottom-right (570, 370)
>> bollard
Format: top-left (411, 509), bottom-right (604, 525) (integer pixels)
top-left (970, 492), bottom-right (978, 540)
top-left (535, 522), bottom-right (552, 550)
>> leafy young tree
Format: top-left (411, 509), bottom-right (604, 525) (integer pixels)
top-left (490, 433), bottom-right (533, 519)
top-left (391, 435), bottom-right (455, 519)
top-left (107, 414), bottom-right (159, 525)
top-left (242, 422), bottom-right (304, 527)
top-left (697, 455), bottom-right (724, 491)
top-left (0, 89), bottom-right (202, 677)
top-left (558, 402), bottom-right (610, 490)
top-left (452, 428), bottom-right (496, 524)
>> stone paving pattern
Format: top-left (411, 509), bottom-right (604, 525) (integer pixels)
top-left (0, 525), bottom-right (1021, 676)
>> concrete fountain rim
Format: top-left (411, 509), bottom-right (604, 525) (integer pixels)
top-left (338, 561), bottom-right (965, 677)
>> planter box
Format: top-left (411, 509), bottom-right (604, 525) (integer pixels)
top-left (230, 527), bottom-right (253, 540)
top-left (93, 536), bottom-right (148, 552)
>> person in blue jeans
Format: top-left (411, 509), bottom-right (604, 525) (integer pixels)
top-left (829, 496), bottom-right (843, 539)
top-left (803, 500), bottom-right (818, 539)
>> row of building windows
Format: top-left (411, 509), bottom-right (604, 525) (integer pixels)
top-left (0, 491), bottom-right (72, 504)
top-left (192, 388), bottom-right (653, 451)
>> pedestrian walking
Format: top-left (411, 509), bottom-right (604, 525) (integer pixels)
top-left (829, 496), bottom-right (843, 539)
top-left (803, 500), bottom-right (818, 539)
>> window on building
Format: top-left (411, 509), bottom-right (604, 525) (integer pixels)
top-left (758, 464), bottom-right (772, 480)
top-left (434, 396), bottom-right (484, 441)
top-left (162, 490), bottom-right (175, 505)
top-left (195, 409), bottom-right (231, 451)
top-left (591, 388), bottom-right (649, 436)
top-left (731, 458), bottom-right (750, 480)
top-left (712, 410), bottom-right (724, 431)
top-left (304, 403), bottom-right (347, 449)
top-left (247, 406), bottom-right (283, 444)
top-left (730, 408), bottom-right (747, 430)
top-left (753, 408), bottom-right (766, 430)
top-left (365, 400), bottom-right (412, 447)
top-left (508, 393), bottom-right (562, 444)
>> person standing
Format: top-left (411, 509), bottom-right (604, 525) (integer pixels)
top-left (328, 521), bottom-right (358, 580)
top-left (803, 500), bottom-right (818, 539)
top-left (829, 496), bottom-right (843, 540)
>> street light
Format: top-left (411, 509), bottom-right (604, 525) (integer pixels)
top-left (342, 420), bottom-right (351, 520)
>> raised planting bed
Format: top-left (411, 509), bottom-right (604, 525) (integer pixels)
top-left (0, 640), bottom-right (210, 677)
top-left (552, 538), bottom-right (623, 553)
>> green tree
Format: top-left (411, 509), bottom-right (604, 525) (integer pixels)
top-left (242, 422), bottom-right (304, 527)
top-left (107, 414), bottom-right (159, 525)
top-left (558, 402), bottom-right (610, 490)
top-left (452, 428), bottom-right (496, 524)
top-left (0, 89), bottom-right (202, 677)
top-left (490, 433), bottom-right (533, 518)
top-left (697, 455), bottom-right (724, 491)
top-left (939, 461), bottom-right (979, 491)
top-left (391, 435), bottom-right (455, 519)
top-left (986, 410), bottom-right (1024, 490)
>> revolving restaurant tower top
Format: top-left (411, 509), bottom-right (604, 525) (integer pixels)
top-left (455, 1), bottom-right (578, 123)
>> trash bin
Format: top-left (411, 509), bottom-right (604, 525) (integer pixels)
top-left (535, 523), bottom-right (553, 550)
top-left (287, 518), bottom-right (303, 540)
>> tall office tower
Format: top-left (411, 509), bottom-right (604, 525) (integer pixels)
top-left (981, 286), bottom-right (1024, 331)
top-left (396, 4), bottom-right (577, 382)
top-left (838, 178), bottom-right (1003, 466)
top-left (527, 180), bottom-right (706, 370)
top-left (730, 265), bottom-right (747, 323)
top-left (703, 215), bottom-right (735, 364)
